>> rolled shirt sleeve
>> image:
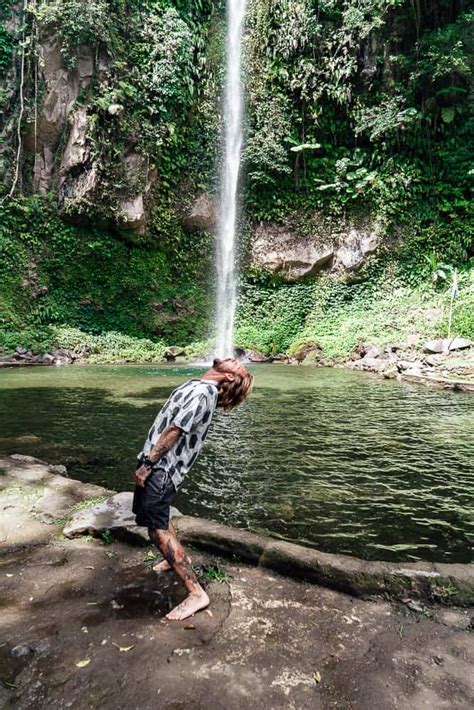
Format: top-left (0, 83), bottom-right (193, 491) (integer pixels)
top-left (172, 393), bottom-right (207, 434)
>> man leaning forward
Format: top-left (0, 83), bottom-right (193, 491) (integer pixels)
top-left (133, 358), bottom-right (253, 621)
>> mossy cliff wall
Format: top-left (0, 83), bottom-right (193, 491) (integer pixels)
top-left (0, 1), bottom-right (472, 355)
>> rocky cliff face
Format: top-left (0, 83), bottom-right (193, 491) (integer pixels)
top-left (250, 217), bottom-right (381, 281)
top-left (2, 17), bottom-right (156, 235)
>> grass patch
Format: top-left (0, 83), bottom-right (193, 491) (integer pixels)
top-left (101, 529), bottom-right (113, 545)
top-left (235, 272), bottom-right (474, 359)
top-left (70, 496), bottom-right (108, 512)
top-left (143, 549), bottom-right (157, 570)
top-left (195, 563), bottom-right (232, 584)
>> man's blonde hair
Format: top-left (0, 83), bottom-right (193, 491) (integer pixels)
top-left (217, 371), bottom-right (254, 411)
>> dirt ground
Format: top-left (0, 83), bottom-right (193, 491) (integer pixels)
top-left (1, 537), bottom-right (473, 710)
top-left (0, 456), bottom-right (473, 709)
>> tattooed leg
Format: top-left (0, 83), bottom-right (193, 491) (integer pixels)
top-left (150, 528), bottom-right (209, 621)
top-left (153, 522), bottom-right (192, 574)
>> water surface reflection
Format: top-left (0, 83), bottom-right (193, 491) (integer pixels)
top-left (0, 364), bottom-right (472, 562)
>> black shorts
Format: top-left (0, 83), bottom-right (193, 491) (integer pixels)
top-left (132, 464), bottom-right (177, 530)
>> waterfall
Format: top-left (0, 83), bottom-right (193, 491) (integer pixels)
top-left (215, 0), bottom-right (246, 358)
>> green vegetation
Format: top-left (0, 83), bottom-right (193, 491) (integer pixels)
top-left (102, 528), bottom-right (113, 545)
top-left (236, 268), bottom-right (474, 358)
top-left (0, 196), bottom-right (212, 348)
top-left (0, 1), bottom-right (472, 359)
top-left (195, 563), bottom-right (232, 584)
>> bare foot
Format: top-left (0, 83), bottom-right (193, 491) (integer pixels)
top-left (153, 559), bottom-right (172, 574)
top-left (166, 591), bottom-right (210, 621)
top-left (153, 555), bottom-right (192, 574)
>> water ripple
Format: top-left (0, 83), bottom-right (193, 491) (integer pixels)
top-left (0, 364), bottom-right (472, 562)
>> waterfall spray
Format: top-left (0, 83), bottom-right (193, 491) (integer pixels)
top-left (215, 0), bottom-right (247, 358)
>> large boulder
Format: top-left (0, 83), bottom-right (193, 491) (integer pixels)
top-left (250, 216), bottom-right (383, 281)
top-left (423, 338), bottom-right (472, 354)
top-left (292, 341), bottom-right (322, 364)
top-left (63, 491), bottom-right (181, 545)
top-left (247, 351), bottom-right (274, 363)
top-left (334, 226), bottom-right (380, 272)
top-left (183, 193), bottom-right (217, 232)
top-left (251, 224), bottom-right (334, 281)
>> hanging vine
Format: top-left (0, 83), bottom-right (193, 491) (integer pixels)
top-left (2, 0), bottom-right (29, 202)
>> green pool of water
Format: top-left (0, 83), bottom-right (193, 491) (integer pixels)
top-left (0, 363), bottom-right (472, 562)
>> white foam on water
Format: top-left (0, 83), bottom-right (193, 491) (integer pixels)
top-left (215, 0), bottom-right (247, 358)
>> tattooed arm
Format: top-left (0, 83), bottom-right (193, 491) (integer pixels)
top-left (135, 425), bottom-right (182, 487)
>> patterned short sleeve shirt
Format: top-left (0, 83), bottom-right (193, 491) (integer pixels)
top-left (138, 379), bottom-right (218, 491)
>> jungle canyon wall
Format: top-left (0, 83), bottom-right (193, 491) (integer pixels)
top-left (0, 0), bottom-right (472, 357)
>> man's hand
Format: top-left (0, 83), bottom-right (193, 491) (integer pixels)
top-left (135, 426), bottom-right (182, 488)
top-left (135, 464), bottom-right (152, 488)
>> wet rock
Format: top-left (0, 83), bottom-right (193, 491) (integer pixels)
top-left (38, 353), bottom-right (56, 364)
top-left (358, 356), bottom-right (387, 373)
top-left (272, 353), bottom-right (290, 363)
top-left (48, 464), bottom-right (68, 478)
top-left (10, 639), bottom-right (51, 658)
top-left (384, 343), bottom-right (403, 354)
top-left (447, 337), bottom-right (472, 351)
top-left (51, 348), bottom-right (76, 365)
top-left (248, 351), bottom-right (274, 363)
top-left (63, 492), bottom-right (182, 545)
top-left (234, 346), bottom-right (248, 359)
top-left (292, 342), bottom-right (322, 364)
top-left (183, 193), bottom-right (217, 232)
top-left (424, 354), bottom-right (445, 367)
top-left (403, 364), bottom-right (423, 377)
top-left (365, 345), bottom-right (381, 360)
top-left (164, 346), bottom-right (186, 362)
top-left (423, 339), bottom-right (448, 354)
top-left (397, 360), bottom-right (417, 372)
top-left (32, 638), bottom-right (51, 655)
top-left (423, 337), bottom-right (472, 354)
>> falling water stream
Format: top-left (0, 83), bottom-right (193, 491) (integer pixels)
top-left (215, 0), bottom-right (247, 358)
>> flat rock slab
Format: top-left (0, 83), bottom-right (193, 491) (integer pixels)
top-left (0, 456), bottom-right (111, 548)
top-left (64, 491), bottom-right (182, 545)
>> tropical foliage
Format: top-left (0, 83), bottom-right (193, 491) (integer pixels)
top-left (0, 0), bottom-right (472, 355)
